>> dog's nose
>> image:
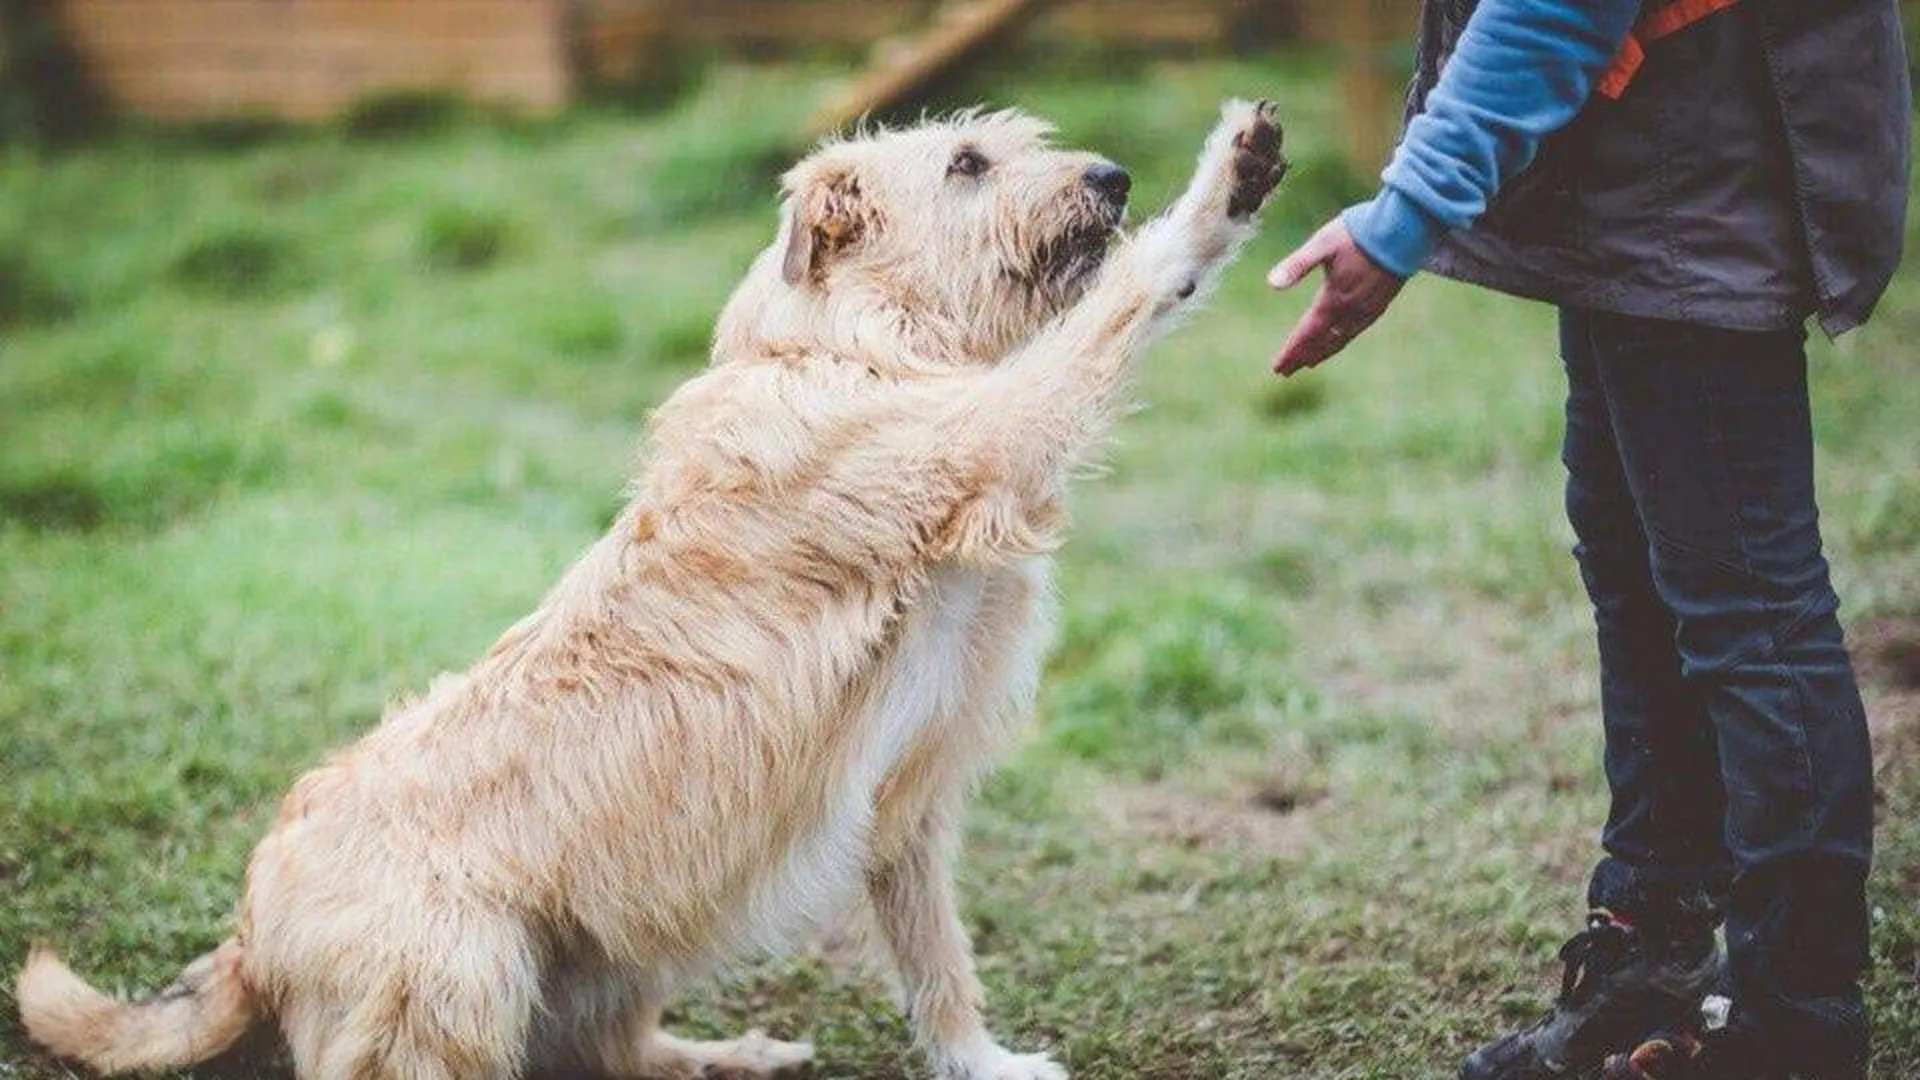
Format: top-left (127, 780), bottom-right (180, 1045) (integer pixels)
top-left (1083, 162), bottom-right (1131, 204)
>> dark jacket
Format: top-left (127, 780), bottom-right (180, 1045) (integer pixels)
top-left (1413, 0), bottom-right (1911, 336)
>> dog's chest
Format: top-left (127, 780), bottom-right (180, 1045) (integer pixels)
top-left (863, 564), bottom-right (999, 771)
top-left (737, 559), bottom-right (1051, 952)
top-left (862, 557), bottom-right (1053, 784)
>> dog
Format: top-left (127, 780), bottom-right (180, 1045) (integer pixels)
top-left (17, 99), bottom-right (1286, 1080)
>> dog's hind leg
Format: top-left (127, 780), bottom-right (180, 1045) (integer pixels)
top-left (640, 1027), bottom-right (816, 1080)
top-left (282, 910), bottom-right (538, 1080)
top-left (866, 806), bottom-right (1063, 1080)
top-left (583, 997), bottom-right (814, 1080)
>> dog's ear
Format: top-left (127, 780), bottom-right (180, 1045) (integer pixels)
top-left (780, 161), bottom-right (873, 286)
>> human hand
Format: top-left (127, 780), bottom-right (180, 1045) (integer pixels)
top-left (1266, 218), bottom-right (1406, 376)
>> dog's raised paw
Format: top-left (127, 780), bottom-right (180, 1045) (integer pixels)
top-left (1226, 100), bottom-right (1287, 219)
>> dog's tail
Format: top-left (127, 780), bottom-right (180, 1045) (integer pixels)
top-left (16, 937), bottom-right (257, 1073)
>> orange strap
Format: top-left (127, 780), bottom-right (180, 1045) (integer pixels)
top-left (1595, 0), bottom-right (1743, 100)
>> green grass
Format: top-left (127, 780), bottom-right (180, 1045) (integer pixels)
top-left (4, 51), bottom-right (1920, 1080)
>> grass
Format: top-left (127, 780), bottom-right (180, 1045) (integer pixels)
top-left (4, 49), bottom-right (1920, 1080)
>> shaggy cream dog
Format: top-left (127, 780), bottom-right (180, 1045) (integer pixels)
top-left (18, 99), bottom-right (1286, 1080)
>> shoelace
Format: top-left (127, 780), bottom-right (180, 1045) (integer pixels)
top-left (1557, 910), bottom-right (1637, 1006)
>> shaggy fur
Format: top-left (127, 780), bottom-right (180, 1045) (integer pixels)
top-left (17, 100), bottom-right (1286, 1080)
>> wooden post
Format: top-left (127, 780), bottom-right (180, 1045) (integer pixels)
top-left (1330, 0), bottom-right (1416, 179)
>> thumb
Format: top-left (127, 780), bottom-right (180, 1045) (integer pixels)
top-left (1266, 221), bottom-right (1340, 290)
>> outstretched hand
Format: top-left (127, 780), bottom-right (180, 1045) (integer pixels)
top-left (1267, 218), bottom-right (1405, 376)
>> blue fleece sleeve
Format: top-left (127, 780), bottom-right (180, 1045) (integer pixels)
top-left (1343, 0), bottom-right (1643, 278)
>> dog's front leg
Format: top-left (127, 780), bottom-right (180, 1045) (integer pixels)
top-left (956, 100), bottom-right (1285, 501)
top-left (866, 809), bottom-right (1063, 1080)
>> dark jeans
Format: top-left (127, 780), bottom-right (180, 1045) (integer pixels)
top-left (1558, 307), bottom-right (1875, 1078)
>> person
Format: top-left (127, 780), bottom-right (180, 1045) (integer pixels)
top-left (1265, 2), bottom-right (1910, 1079)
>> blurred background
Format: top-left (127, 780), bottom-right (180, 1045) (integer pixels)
top-left (0, 1), bottom-right (1420, 169)
top-left (3, 3), bottom-right (1919, 1078)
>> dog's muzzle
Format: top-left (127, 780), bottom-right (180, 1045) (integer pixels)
top-left (1082, 161), bottom-right (1132, 212)
top-left (1039, 162), bottom-right (1129, 292)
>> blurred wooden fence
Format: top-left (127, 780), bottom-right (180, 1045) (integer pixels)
top-left (53, 0), bottom-right (573, 121)
top-left (46, 0), bottom-right (1420, 169)
top-left (589, 0), bottom-right (1291, 52)
top-left (1321, 0), bottom-right (1415, 176)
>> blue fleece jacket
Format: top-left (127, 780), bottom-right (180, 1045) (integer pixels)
top-left (1342, 0), bottom-right (1644, 279)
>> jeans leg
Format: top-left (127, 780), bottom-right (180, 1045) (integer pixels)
top-left (1561, 308), bottom-right (1733, 933)
top-left (1583, 310), bottom-right (1874, 1077)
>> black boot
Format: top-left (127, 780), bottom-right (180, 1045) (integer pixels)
top-left (1600, 998), bottom-right (1867, 1080)
top-left (1600, 1020), bottom-right (1782, 1080)
top-left (1460, 910), bottom-right (1722, 1080)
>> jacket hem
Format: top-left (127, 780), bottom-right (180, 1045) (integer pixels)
top-left (1426, 248), bottom-right (1816, 334)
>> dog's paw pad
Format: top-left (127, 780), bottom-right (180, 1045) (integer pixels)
top-left (1226, 100), bottom-right (1287, 219)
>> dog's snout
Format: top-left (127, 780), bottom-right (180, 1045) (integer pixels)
top-left (1083, 162), bottom-right (1131, 204)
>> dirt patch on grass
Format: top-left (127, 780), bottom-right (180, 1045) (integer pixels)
top-left (1303, 589), bottom-right (1593, 744)
top-left (1855, 615), bottom-right (1920, 691)
top-left (1854, 615), bottom-right (1920, 767)
top-left (0, 473), bottom-right (111, 532)
top-left (1092, 780), bottom-right (1319, 860)
top-left (170, 226), bottom-right (315, 298)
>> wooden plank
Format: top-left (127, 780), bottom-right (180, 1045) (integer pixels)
top-left (669, 1), bottom-right (930, 47)
top-left (1325, 0), bottom-right (1418, 174)
top-left (807, 0), bottom-right (1045, 137)
top-left (577, 3), bottom-right (672, 85)
top-left (1037, 1), bottom-right (1229, 47)
top-left (654, 0), bottom-right (1261, 50)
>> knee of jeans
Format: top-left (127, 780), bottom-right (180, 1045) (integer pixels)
top-left (1650, 541), bottom-right (1842, 677)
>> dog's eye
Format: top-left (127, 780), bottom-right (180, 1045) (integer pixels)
top-left (947, 147), bottom-right (990, 178)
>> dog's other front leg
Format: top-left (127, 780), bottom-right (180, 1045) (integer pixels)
top-left (867, 809), bottom-right (1063, 1080)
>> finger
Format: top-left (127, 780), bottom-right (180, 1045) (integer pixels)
top-left (1265, 222), bottom-right (1340, 290)
top-left (1272, 292), bottom-right (1341, 376)
top-left (1265, 235), bottom-right (1330, 291)
top-left (1275, 330), bottom-right (1342, 377)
